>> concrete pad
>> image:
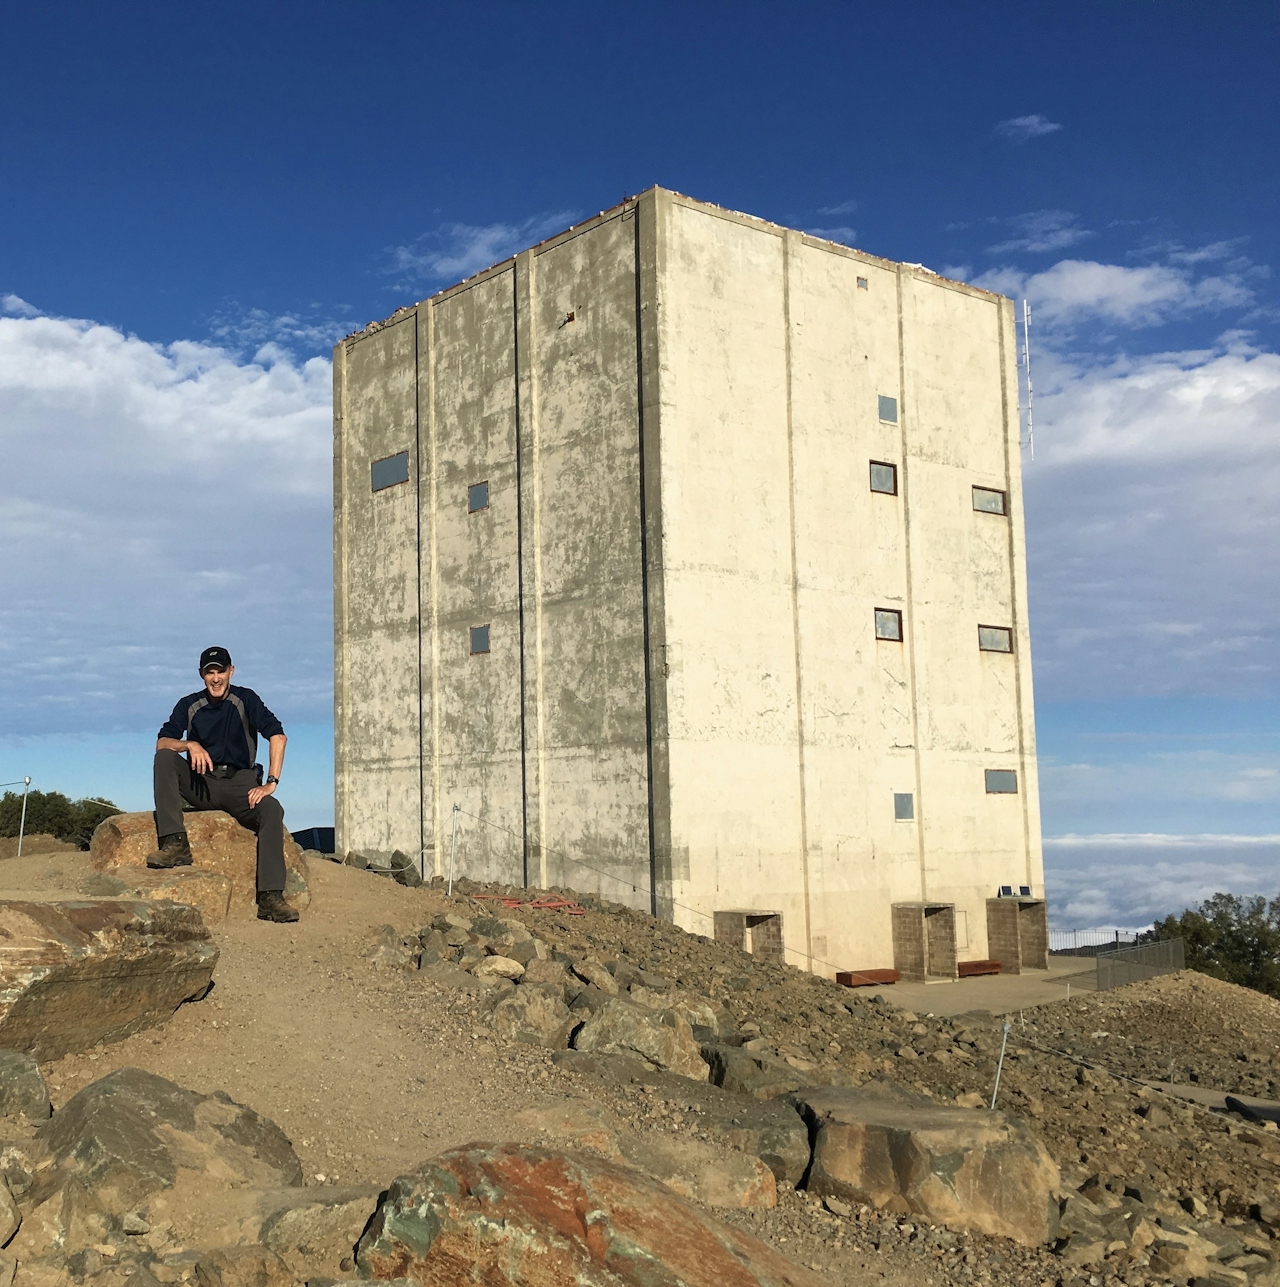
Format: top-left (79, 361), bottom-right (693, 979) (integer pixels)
top-left (857, 956), bottom-right (1097, 1016)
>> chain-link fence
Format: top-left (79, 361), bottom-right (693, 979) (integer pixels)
top-left (1096, 937), bottom-right (1185, 990)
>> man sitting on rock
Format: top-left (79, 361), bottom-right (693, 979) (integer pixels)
top-left (148, 645), bottom-right (298, 923)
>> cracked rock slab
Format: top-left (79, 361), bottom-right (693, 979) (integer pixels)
top-left (0, 899), bottom-right (218, 1060)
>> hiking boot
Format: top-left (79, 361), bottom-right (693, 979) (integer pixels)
top-left (256, 890), bottom-right (299, 923)
top-left (146, 833), bottom-right (193, 869)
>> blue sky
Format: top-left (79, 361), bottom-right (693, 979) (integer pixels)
top-left (1, 2), bottom-right (1278, 928)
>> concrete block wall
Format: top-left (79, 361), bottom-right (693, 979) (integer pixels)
top-left (985, 898), bottom-right (1049, 973)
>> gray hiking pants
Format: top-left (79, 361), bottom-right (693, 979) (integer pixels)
top-left (153, 748), bottom-right (287, 893)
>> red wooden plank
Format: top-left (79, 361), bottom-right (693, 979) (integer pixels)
top-left (836, 968), bottom-right (899, 987)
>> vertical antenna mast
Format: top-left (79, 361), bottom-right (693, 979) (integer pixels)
top-left (1022, 299), bottom-right (1035, 461)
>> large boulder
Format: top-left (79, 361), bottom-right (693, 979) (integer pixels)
top-left (488, 984), bottom-right (579, 1049)
top-left (90, 811), bottom-right (311, 915)
top-left (355, 1143), bottom-right (823, 1286)
top-left (12, 1067), bottom-right (302, 1260)
top-left (79, 867), bottom-right (234, 928)
top-left (554, 1049), bottom-right (812, 1185)
top-left (704, 1044), bottom-right (814, 1101)
top-left (628, 985), bottom-right (736, 1039)
top-left (254, 1185), bottom-right (383, 1278)
top-left (572, 997), bottom-right (708, 1081)
top-left (0, 899), bottom-right (217, 1059)
top-left (791, 1081), bottom-right (1060, 1246)
top-left (511, 1100), bottom-right (777, 1209)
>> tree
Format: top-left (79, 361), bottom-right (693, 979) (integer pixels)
top-left (0, 790), bottom-right (121, 850)
top-left (1141, 892), bottom-right (1280, 999)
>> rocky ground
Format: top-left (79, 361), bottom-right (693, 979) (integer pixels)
top-left (0, 849), bottom-right (1278, 1286)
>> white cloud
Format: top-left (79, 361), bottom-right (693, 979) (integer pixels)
top-left (805, 225), bottom-right (858, 246)
top-left (995, 113), bottom-right (1063, 142)
top-left (1165, 238), bottom-right (1252, 268)
top-left (1020, 333), bottom-right (1280, 699)
top-left (987, 209), bottom-right (1092, 255)
top-left (818, 199), bottom-right (858, 216)
top-left (206, 305), bottom-right (351, 356)
top-left (389, 211), bottom-right (578, 285)
top-left (0, 309), bottom-right (333, 736)
top-left (975, 258), bottom-right (1254, 327)
top-left (1, 294), bottom-right (41, 318)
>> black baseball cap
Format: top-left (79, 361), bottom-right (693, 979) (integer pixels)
top-left (199, 646), bottom-right (233, 672)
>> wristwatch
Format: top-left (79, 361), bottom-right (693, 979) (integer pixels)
top-left (266, 775), bottom-right (280, 785)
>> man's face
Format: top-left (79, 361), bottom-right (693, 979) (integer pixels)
top-left (201, 663), bottom-right (235, 699)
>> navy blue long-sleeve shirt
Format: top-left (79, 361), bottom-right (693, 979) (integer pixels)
top-left (158, 685), bottom-right (284, 770)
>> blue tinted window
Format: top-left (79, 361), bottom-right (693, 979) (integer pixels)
top-left (985, 769), bottom-right (1018, 794)
top-left (469, 625), bottom-right (490, 655)
top-left (371, 451), bottom-right (410, 492)
top-left (468, 481), bottom-right (489, 512)
top-left (894, 792), bottom-right (914, 821)
top-left (878, 395), bottom-right (898, 424)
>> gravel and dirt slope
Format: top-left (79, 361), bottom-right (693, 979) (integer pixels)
top-left (1, 851), bottom-right (1278, 1287)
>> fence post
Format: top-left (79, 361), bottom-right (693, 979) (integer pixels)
top-left (16, 778), bottom-right (31, 858)
top-left (447, 804), bottom-right (459, 896)
top-left (990, 1022), bottom-right (1013, 1109)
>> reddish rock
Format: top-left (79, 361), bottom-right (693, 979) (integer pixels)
top-left (356, 1142), bottom-right (823, 1286)
top-left (90, 811), bottom-right (310, 915)
top-left (0, 899), bottom-right (217, 1059)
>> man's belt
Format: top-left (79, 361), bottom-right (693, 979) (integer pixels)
top-left (208, 763), bottom-right (264, 784)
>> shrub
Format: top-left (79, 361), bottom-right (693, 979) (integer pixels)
top-left (0, 790), bottom-right (122, 850)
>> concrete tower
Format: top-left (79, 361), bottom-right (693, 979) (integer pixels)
top-left (333, 187), bottom-right (1046, 981)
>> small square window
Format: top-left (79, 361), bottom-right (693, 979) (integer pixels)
top-left (874, 608), bottom-right (903, 642)
top-left (469, 625), bottom-right (490, 655)
top-left (371, 451), bottom-right (410, 492)
top-left (869, 461), bottom-right (898, 495)
top-left (973, 486), bottom-right (1007, 515)
top-left (468, 481), bottom-right (489, 513)
top-left (857, 276), bottom-right (869, 290)
top-left (985, 769), bottom-right (1018, 794)
top-left (894, 792), bottom-right (914, 821)
top-left (878, 395), bottom-right (898, 424)
top-left (978, 625), bottom-right (1014, 653)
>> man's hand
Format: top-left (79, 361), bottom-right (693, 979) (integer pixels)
top-left (186, 742), bottom-right (213, 775)
top-left (247, 781), bottom-right (276, 809)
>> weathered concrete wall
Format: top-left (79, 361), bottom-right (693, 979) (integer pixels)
top-left (335, 205), bottom-right (656, 903)
top-left (334, 315), bottom-right (422, 866)
top-left (513, 210), bottom-right (653, 902)
top-left (334, 186), bottom-right (1044, 973)
top-left (652, 193), bottom-right (1043, 977)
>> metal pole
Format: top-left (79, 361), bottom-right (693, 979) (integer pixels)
top-left (447, 804), bottom-right (459, 897)
top-left (16, 778), bottom-right (31, 858)
top-left (990, 1021), bottom-right (1013, 1110)
top-left (1022, 299), bottom-right (1035, 461)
